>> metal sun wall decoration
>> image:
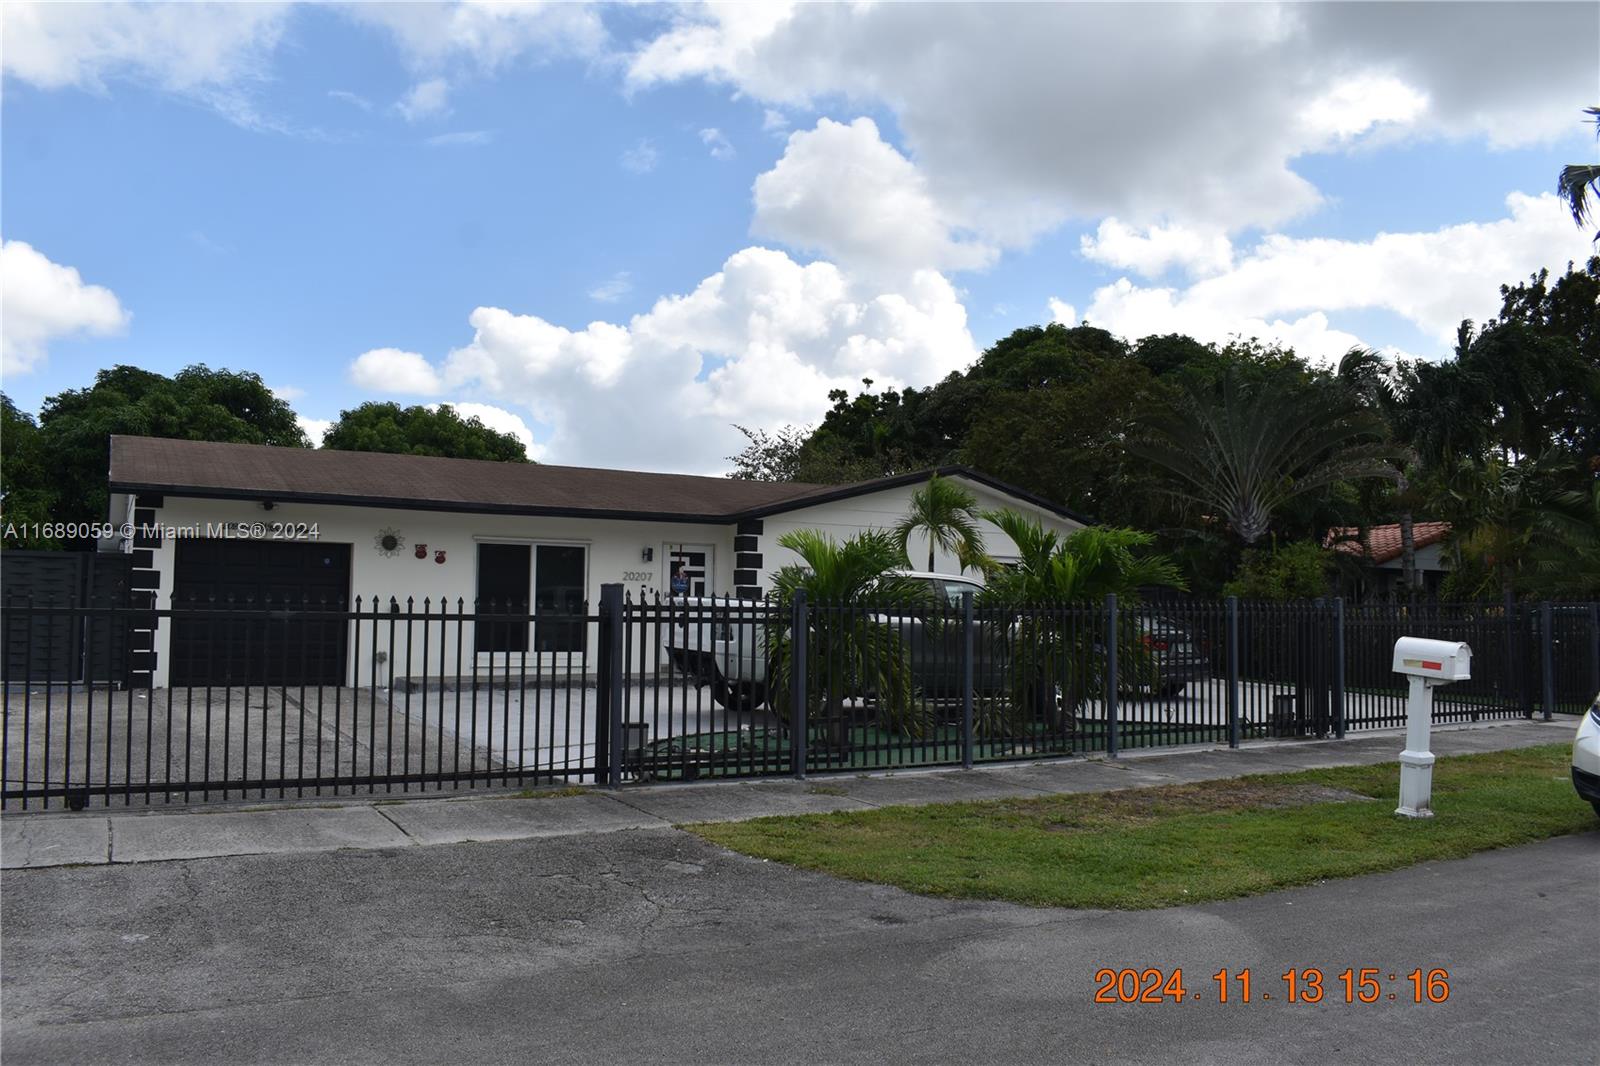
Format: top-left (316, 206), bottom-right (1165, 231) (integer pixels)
top-left (375, 528), bottom-right (405, 557)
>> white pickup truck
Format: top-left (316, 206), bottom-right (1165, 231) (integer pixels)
top-left (659, 570), bottom-right (986, 711)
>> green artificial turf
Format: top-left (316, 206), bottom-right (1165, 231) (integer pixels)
top-left (691, 744), bottom-right (1595, 909)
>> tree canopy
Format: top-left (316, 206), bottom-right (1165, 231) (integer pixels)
top-left (3, 364), bottom-right (307, 547)
top-left (730, 258), bottom-right (1599, 599)
top-left (321, 402), bottom-right (530, 463)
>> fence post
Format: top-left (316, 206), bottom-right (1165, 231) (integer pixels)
top-left (1590, 603), bottom-right (1599, 699)
top-left (1332, 596), bottom-right (1346, 739)
top-left (599, 583), bottom-right (624, 787)
top-left (1105, 593), bottom-right (1119, 758)
top-left (962, 590), bottom-right (975, 770)
top-left (1226, 596), bottom-right (1240, 748)
top-left (1540, 600), bottom-right (1555, 722)
top-left (1505, 589), bottom-right (1529, 717)
top-left (790, 591), bottom-right (808, 779)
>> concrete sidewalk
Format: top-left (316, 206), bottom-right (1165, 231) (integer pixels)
top-left (0, 719), bottom-right (1575, 869)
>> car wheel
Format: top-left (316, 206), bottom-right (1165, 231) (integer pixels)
top-left (1159, 681), bottom-right (1187, 698)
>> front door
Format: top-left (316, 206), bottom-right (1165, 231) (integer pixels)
top-left (664, 543), bottom-right (714, 598)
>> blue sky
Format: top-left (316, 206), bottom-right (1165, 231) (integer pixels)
top-left (3, 2), bottom-right (1595, 473)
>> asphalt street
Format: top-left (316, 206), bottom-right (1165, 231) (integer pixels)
top-left (3, 822), bottom-right (1596, 1065)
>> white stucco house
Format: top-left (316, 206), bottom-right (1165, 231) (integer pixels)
top-left (107, 436), bottom-right (1088, 687)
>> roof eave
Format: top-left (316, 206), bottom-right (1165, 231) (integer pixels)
top-left (731, 465), bottom-right (1094, 525)
top-left (108, 482), bottom-right (743, 526)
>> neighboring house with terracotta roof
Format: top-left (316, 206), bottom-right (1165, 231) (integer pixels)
top-left (105, 436), bottom-right (1087, 688)
top-left (1326, 521), bottom-right (1453, 600)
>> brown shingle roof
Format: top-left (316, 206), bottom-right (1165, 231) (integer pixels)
top-left (109, 436), bottom-right (837, 521)
top-left (1326, 521), bottom-right (1451, 565)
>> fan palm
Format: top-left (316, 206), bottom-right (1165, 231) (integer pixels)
top-left (978, 512), bottom-right (1185, 736)
top-left (765, 528), bottom-right (925, 749)
top-left (1130, 370), bottom-right (1397, 545)
top-left (1558, 106), bottom-right (1600, 241)
top-left (895, 474), bottom-right (986, 573)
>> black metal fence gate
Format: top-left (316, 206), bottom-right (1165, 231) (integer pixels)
top-left (3, 590), bottom-right (1595, 810)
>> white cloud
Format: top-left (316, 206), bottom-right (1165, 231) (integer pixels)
top-left (699, 127), bottom-right (735, 160)
top-left (2, 2), bottom-right (603, 132)
top-left (343, 1), bottom-right (606, 73)
top-left (1298, 74), bottom-right (1429, 144)
top-left (348, 347), bottom-right (444, 395)
top-left (425, 129), bottom-right (493, 148)
top-left (761, 108), bottom-right (790, 134)
top-left (271, 384), bottom-right (306, 402)
top-left (1, 240), bottom-right (129, 374)
top-left (627, 3), bottom-right (1595, 242)
top-left (431, 402), bottom-right (542, 459)
top-left (1081, 220), bottom-right (1235, 279)
top-left (1046, 299), bottom-right (1077, 327)
top-left (327, 88), bottom-right (372, 111)
top-left (297, 415), bottom-right (332, 446)
top-left (1, 1), bottom-right (290, 91)
top-left (395, 77), bottom-right (450, 123)
top-left (1062, 191), bottom-right (1591, 364)
top-left (588, 272), bottom-right (633, 303)
top-left (752, 117), bottom-right (995, 280)
top-left (350, 247), bottom-right (978, 473)
top-left (620, 139), bottom-right (659, 174)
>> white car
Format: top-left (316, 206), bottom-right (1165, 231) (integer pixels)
top-left (1573, 692), bottom-right (1600, 816)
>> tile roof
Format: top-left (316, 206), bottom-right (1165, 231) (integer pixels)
top-left (1326, 521), bottom-right (1451, 565)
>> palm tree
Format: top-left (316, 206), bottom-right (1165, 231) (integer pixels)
top-left (979, 512), bottom-right (1185, 605)
top-left (1337, 347), bottom-right (1422, 595)
top-left (1440, 455), bottom-right (1548, 599)
top-left (978, 511), bottom-right (1184, 735)
top-left (1530, 482), bottom-right (1600, 597)
top-left (765, 529), bottom-right (925, 751)
top-left (1130, 370), bottom-right (1397, 546)
top-left (895, 474), bottom-right (986, 573)
top-left (1558, 106), bottom-right (1600, 241)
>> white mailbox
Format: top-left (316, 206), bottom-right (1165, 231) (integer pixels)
top-left (1391, 636), bottom-right (1472, 819)
top-left (1392, 637), bottom-right (1472, 683)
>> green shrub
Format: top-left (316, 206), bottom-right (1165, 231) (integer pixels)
top-left (1223, 540), bottom-right (1332, 600)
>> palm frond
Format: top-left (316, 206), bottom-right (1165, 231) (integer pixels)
top-left (895, 474), bottom-right (986, 571)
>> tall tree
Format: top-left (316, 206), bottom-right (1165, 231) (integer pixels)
top-left (1337, 347), bottom-right (1421, 593)
top-left (1, 395), bottom-right (56, 548)
top-left (32, 365), bottom-right (307, 544)
top-left (1130, 369), bottom-right (1396, 546)
top-left (725, 424), bottom-right (806, 482)
top-left (1529, 482), bottom-right (1600, 597)
top-left (895, 474), bottom-right (986, 572)
top-left (322, 402), bottom-right (529, 462)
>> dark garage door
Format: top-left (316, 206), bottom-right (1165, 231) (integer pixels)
top-left (170, 540), bottom-right (352, 686)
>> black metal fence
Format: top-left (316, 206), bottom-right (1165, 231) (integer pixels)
top-left (3, 591), bottom-right (1596, 810)
top-left (1, 597), bottom-right (604, 810)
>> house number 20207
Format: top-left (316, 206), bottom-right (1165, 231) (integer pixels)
top-left (621, 570), bottom-right (654, 582)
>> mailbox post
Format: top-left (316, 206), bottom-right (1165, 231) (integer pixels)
top-left (1391, 637), bottom-right (1472, 818)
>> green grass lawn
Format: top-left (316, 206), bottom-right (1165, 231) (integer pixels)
top-left (690, 744), bottom-right (1595, 910)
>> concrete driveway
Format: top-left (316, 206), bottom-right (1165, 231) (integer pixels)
top-left (3, 822), bottom-right (1594, 1065)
